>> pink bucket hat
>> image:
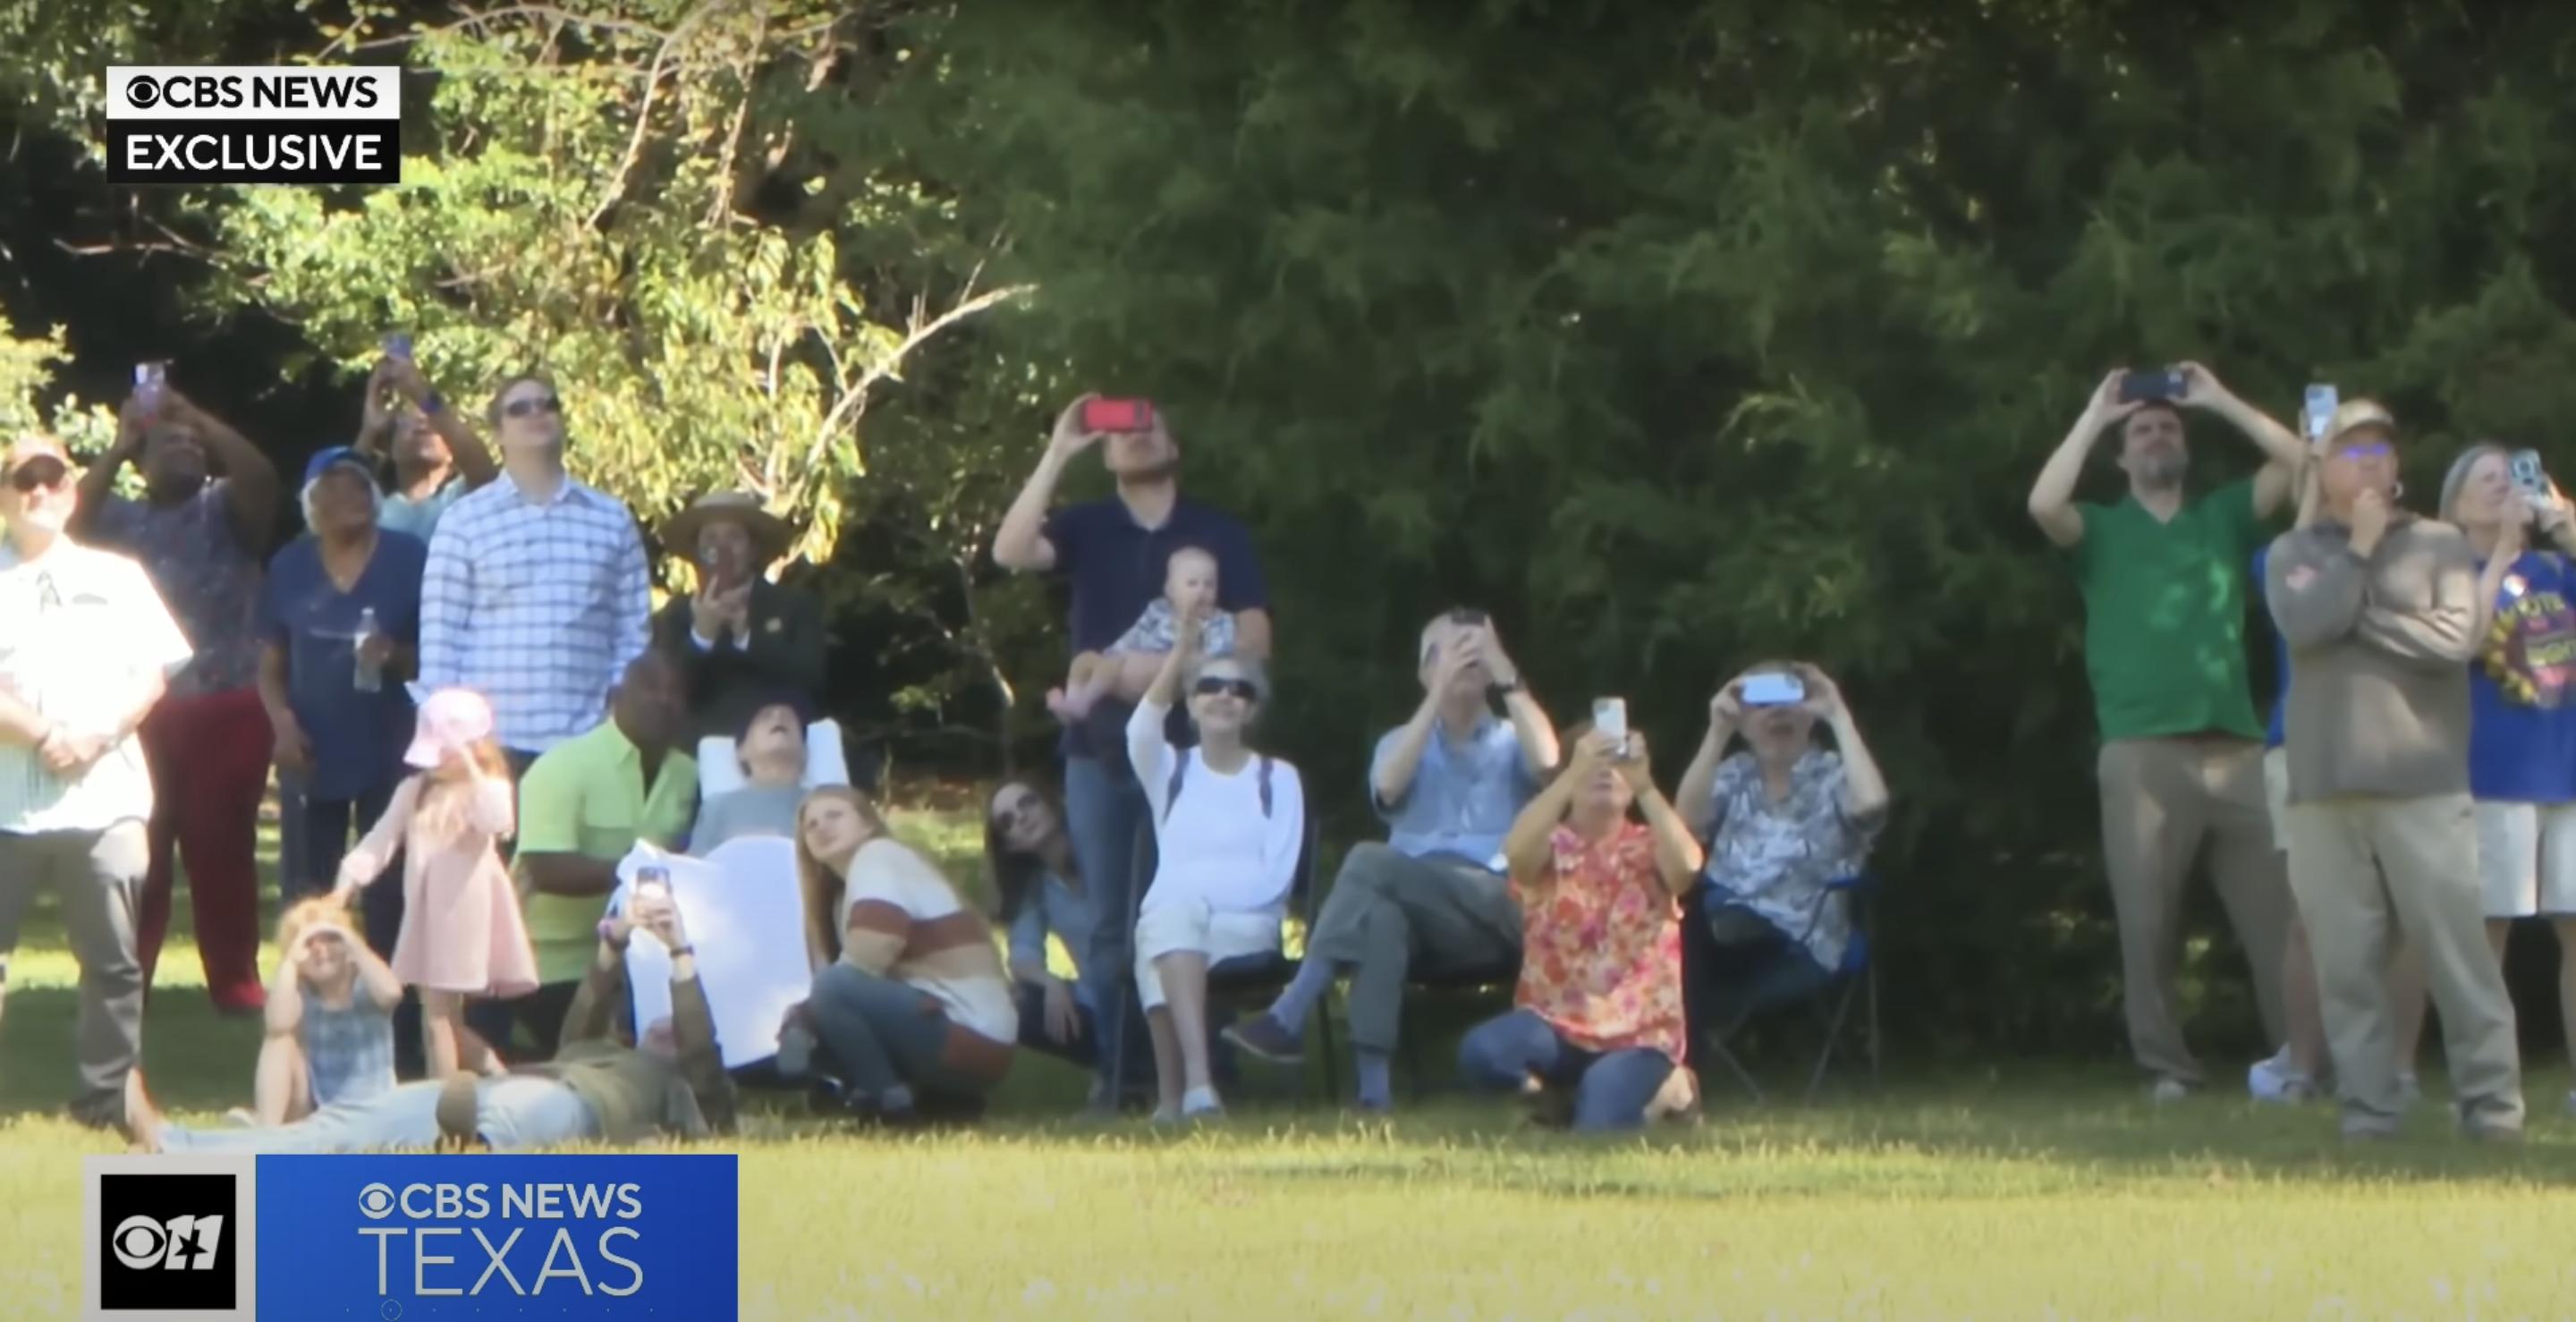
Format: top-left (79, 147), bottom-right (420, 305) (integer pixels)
top-left (404, 688), bottom-right (495, 769)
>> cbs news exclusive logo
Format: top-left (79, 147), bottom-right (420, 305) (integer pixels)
top-left (87, 1152), bottom-right (739, 1319)
top-left (104, 66), bottom-right (402, 185)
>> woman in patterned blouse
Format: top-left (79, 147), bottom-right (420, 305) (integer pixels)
top-left (1458, 722), bottom-right (1705, 1130)
top-left (1674, 661), bottom-right (1891, 1037)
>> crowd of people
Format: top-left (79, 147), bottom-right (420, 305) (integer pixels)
top-left (0, 352), bottom-right (2562, 1150)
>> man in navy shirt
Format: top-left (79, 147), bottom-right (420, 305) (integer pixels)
top-left (993, 394), bottom-right (1272, 1106)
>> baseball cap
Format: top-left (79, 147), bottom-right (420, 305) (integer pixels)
top-left (403, 688), bottom-right (496, 769)
top-left (302, 445), bottom-right (380, 489)
top-left (2324, 400), bottom-right (2398, 447)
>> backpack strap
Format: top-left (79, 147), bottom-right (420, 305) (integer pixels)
top-left (1162, 753), bottom-right (1275, 820)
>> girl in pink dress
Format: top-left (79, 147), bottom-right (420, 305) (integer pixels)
top-left (334, 688), bottom-right (538, 1080)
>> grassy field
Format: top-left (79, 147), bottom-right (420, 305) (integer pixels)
top-left (5, 793), bottom-right (2575, 1318)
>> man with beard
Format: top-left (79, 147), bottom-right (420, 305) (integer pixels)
top-left (2027, 362), bottom-right (2309, 1100)
top-left (991, 395), bottom-right (1272, 1109)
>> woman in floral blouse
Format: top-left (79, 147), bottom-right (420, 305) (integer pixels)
top-left (1457, 722), bottom-right (1705, 1130)
top-left (1674, 661), bottom-right (1890, 1035)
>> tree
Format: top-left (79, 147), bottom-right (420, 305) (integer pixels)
top-left (864, 0), bottom-right (2576, 1049)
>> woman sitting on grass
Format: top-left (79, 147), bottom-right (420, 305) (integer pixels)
top-left (793, 786), bottom-right (1018, 1125)
top-left (243, 896), bottom-right (403, 1124)
top-left (1459, 723), bottom-right (1702, 1131)
top-left (1126, 610), bottom-right (1306, 1123)
top-left (987, 778), bottom-right (1104, 1068)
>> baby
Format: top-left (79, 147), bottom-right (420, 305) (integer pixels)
top-left (1048, 545), bottom-right (1234, 721)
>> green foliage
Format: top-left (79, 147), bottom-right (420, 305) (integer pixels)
top-left (0, 324), bottom-right (123, 460)
top-left (861, 0), bottom-right (2576, 1049)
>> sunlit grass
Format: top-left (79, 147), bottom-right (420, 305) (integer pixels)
top-left (8, 791), bottom-right (2576, 1316)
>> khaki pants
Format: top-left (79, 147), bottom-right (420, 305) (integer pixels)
top-left (1305, 843), bottom-right (1523, 1055)
top-left (2098, 737), bottom-right (2292, 1084)
top-left (0, 823), bottom-right (149, 1123)
top-left (2284, 794), bottom-right (2524, 1136)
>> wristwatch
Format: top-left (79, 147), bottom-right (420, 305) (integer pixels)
top-left (1488, 678), bottom-right (1522, 698)
top-left (666, 944), bottom-right (695, 960)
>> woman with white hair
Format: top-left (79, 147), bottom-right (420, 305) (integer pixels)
top-left (2443, 442), bottom-right (2576, 1111)
top-left (1126, 607), bottom-right (1305, 1122)
top-left (257, 445), bottom-right (428, 1068)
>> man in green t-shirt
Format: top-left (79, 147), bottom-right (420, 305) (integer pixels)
top-left (2027, 362), bottom-right (2309, 1097)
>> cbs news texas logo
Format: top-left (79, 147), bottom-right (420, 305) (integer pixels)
top-left (87, 1151), bottom-right (738, 1319)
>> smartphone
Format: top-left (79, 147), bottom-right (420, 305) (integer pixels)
top-left (1741, 674), bottom-right (1807, 707)
top-left (2303, 384), bottom-right (2338, 443)
top-left (383, 332), bottom-right (413, 361)
top-left (1445, 607), bottom-right (1488, 628)
top-left (633, 866), bottom-right (672, 902)
top-left (2118, 367), bottom-right (2186, 403)
top-left (1590, 698), bottom-right (1627, 750)
top-left (2511, 449), bottom-right (2549, 497)
top-left (1080, 397), bottom-right (1155, 434)
top-left (132, 361), bottom-right (166, 411)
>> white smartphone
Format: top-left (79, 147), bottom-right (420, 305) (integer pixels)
top-left (1591, 698), bottom-right (1627, 746)
top-left (2303, 384), bottom-right (2338, 443)
top-left (1741, 674), bottom-right (1806, 707)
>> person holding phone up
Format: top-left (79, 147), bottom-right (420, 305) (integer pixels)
top-left (2437, 442), bottom-right (2576, 1114)
top-left (1458, 720), bottom-right (1703, 1131)
top-left (2024, 361), bottom-right (2309, 1100)
top-left (1221, 609), bottom-right (1558, 1113)
top-left (73, 370), bottom-right (284, 1015)
top-left (648, 493), bottom-right (826, 744)
top-left (352, 342), bottom-right (498, 540)
top-left (1674, 662), bottom-right (1890, 1038)
top-left (2265, 400), bottom-right (2524, 1141)
top-left (989, 394), bottom-right (1274, 1108)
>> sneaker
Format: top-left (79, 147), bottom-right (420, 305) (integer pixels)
top-left (1220, 1014), bottom-right (1305, 1065)
top-left (1180, 1086), bottom-right (1224, 1120)
top-left (433, 1072), bottom-right (484, 1148)
top-left (2149, 1077), bottom-right (2192, 1104)
top-left (2248, 1047), bottom-right (2292, 1099)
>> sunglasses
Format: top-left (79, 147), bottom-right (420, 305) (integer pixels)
top-left (7, 458), bottom-right (69, 493)
top-left (1192, 676), bottom-right (1259, 702)
top-left (2331, 441), bottom-right (2394, 461)
top-left (502, 394), bottom-right (564, 419)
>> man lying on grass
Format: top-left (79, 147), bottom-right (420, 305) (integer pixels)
top-left (123, 890), bottom-right (734, 1152)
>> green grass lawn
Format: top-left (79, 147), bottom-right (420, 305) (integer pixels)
top-left (5, 794), bottom-right (2575, 1318)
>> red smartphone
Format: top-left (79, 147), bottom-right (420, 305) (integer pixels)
top-left (1080, 397), bottom-right (1155, 434)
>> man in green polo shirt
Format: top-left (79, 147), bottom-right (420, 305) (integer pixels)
top-left (508, 650), bottom-right (697, 1058)
top-left (2027, 361), bottom-right (2309, 1098)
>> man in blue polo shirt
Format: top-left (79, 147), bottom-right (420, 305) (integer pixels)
top-left (992, 394), bottom-right (1272, 1106)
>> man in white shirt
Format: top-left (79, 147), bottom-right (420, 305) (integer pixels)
top-left (0, 434), bottom-right (194, 1127)
top-left (418, 376), bottom-right (651, 765)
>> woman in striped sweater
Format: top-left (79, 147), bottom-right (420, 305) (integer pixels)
top-left (793, 786), bottom-right (1017, 1124)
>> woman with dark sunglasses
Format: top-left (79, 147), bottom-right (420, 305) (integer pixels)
top-left (1123, 607), bottom-right (1304, 1122)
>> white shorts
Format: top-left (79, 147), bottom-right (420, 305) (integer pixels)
top-left (1132, 898), bottom-right (1280, 1011)
top-left (2473, 801), bottom-right (2576, 919)
top-left (2263, 747), bottom-right (2293, 852)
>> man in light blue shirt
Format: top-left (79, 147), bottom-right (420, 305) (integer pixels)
top-left (1222, 610), bottom-right (1558, 1110)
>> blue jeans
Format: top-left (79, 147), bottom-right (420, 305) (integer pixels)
top-left (1457, 1009), bottom-right (1674, 1131)
top-left (808, 963), bottom-right (994, 1101)
top-left (1063, 753), bottom-right (1147, 1088)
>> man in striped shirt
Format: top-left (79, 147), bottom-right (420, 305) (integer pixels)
top-left (418, 376), bottom-right (651, 764)
top-left (0, 434), bottom-right (195, 1128)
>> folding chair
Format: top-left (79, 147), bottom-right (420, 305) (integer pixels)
top-left (1396, 955), bottom-right (1520, 1099)
top-left (1690, 873), bottom-right (1880, 1104)
top-left (1105, 815), bottom-right (1338, 1106)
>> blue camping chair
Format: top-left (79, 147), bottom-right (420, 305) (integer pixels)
top-left (1688, 873), bottom-right (1881, 1104)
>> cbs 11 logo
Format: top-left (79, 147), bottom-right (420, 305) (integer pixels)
top-left (97, 1171), bottom-right (240, 1313)
top-left (112, 1211), bottom-right (227, 1270)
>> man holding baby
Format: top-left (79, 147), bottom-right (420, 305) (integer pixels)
top-left (991, 394), bottom-right (1272, 1108)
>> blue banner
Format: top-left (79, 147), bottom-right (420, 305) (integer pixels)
top-left (252, 1153), bottom-right (738, 1318)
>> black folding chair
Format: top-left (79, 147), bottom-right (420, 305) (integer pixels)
top-left (1396, 955), bottom-right (1520, 1099)
top-left (1106, 815), bottom-right (1338, 1106)
top-left (1690, 873), bottom-right (1881, 1104)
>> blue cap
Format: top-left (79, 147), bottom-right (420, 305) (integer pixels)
top-left (303, 445), bottom-right (378, 488)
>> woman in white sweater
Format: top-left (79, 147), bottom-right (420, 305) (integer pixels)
top-left (1125, 606), bottom-right (1305, 1121)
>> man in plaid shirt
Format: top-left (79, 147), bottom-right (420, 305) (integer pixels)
top-left (419, 376), bottom-right (650, 766)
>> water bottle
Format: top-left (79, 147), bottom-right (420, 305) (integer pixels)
top-left (352, 606), bottom-right (383, 693)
